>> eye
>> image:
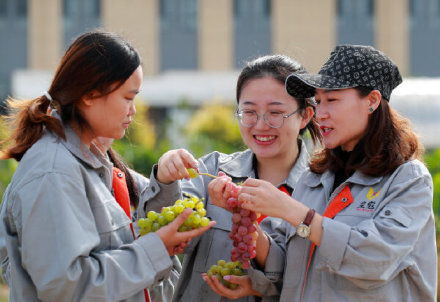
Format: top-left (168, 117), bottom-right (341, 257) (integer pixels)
top-left (314, 99), bottom-right (321, 105)
top-left (125, 97), bottom-right (134, 102)
top-left (240, 109), bottom-right (255, 115)
top-left (268, 111), bottom-right (283, 117)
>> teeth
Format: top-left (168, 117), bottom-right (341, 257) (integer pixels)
top-left (255, 136), bottom-right (275, 142)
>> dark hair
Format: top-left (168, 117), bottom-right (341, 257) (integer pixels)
top-left (108, 148), bottom-right (140, 209)
top-left (1, 30), bottom-right (140, 161)
top-left (309, 86), bottom-right (423, 176)
top-left (236, 55), bottom-right (321, 144)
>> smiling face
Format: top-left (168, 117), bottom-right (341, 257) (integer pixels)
top-left (238, 77), bottom-right (312, 161)
top-left (314, 88), bottom-right (372, 151)
top-left (79, 66), bottom-right (143, 144)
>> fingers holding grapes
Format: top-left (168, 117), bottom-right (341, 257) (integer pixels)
top-left (156, 208), bottom-right (215, 256)
top-left (207, 174), bottom-right (233, 209)
top-left (238, 178), bottom-right (289, 219)
top-left (202, 273), bottom-right (261, 299)
top-left (157, 149), bottom-right (198, 184)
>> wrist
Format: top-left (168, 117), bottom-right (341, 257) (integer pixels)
top-left (283, 199), bottom-right (309, 227)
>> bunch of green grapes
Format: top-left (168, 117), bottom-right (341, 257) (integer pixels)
top-left (207, 260), bottom-right (245, 289)
top-left (137, 194), bottom-right (210, 235)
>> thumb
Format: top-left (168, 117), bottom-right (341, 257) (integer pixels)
top-left (223, 275), bottom-right (248, 285)
top-left (169, 208), bottom-right (192, 229)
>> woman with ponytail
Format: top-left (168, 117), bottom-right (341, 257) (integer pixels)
top-left (0, 31), bottom-right (213, 302)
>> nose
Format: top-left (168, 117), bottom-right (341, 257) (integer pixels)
top-left (253, 114), bottom-right (271, 130)
top-left (129, 102), bottom-right (136, 116)
top-left (315, 104), bottom-right (328, 122)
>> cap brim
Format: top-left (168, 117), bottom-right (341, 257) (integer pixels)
top-left (285, 73), bottom-right (356, 99)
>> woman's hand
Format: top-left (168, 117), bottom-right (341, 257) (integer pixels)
top-left (201, 273), bottom-right (262, 299)
top-left (157, 149), bottom-right (198, 184)
top-left (207, 172), bottom-right (235, 209)
top-left (156, 209), bottom-right (215, 256)
top-left (238, 178), bottom-right (293, 219)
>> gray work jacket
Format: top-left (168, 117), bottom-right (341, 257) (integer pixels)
top-left (0, 125), bottom-right (180, 302)
top-left (169, 141), bottom-right (310, 302)
top-left (131, 172), bottom-right (182, 302)
top-left (255, 160), bottom-right (437, 302)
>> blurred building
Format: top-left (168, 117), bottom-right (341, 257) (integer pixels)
top-left (1, 0), bottom-right (440, 146)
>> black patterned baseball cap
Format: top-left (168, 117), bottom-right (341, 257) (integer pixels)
top-left (286, 45), bottom-right (402, 101)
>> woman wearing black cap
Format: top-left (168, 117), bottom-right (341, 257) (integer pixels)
top-left (213, 45), bottom-right (436, 301)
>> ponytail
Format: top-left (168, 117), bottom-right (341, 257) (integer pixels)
top-left (1, 95), bottom-right (64, 161)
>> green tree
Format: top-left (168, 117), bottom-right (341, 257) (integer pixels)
top-left (425, 149), bottom-right (440, 226)
top-left (0, 116), bottom-right (17, 199)
top-left (185, 101), bottom-right (245, 157)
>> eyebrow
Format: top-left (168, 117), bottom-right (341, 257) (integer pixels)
top-left (241, 100), bottom-right (286, 106)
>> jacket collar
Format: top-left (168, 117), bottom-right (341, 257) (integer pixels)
top-left (219, 149), bottom-right (255, 179)
top-left (52, 111), bottom-right (108, 169)
top-left (219, 139), bottom-right (310, 189)
top-left (304, 167), bottom-right (383, 188)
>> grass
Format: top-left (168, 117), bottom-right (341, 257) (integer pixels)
top-left (0, 284), bottom-right (7, 302)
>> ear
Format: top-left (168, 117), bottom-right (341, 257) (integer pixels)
top-left (367, 90), bottom-right (382, 112)
top-left (80, 91), bottom-right (99, 107)
top-left (300, 106), bottom-right (314, 129)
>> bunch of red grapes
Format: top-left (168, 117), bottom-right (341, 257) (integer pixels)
top-left (226, 183), bottom-right (257, 269)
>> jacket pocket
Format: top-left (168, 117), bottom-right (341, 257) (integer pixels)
top-left (91, 199), bottom-right (132, 250)
top-left (378, 205), bottom-right (412, 228)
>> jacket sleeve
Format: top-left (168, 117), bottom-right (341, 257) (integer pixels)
top-left (136, 165), bottom-right (181, 219)
top-left (316, 161), bottom-right (436, 290)
top-left (149, 255), bottom-right (182, 302)
top-left (14, 171), bottom-right (172, 301)
top-left (0, 195), bottom-right (10, 285)
top-left (248, 217), bottom-right (288, 297)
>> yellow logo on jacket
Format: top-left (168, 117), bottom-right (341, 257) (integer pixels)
top-left (366, 187), bottom-right (381, 200)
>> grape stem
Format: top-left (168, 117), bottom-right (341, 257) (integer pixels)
top-left (198, 172), bottom-right (218, 179)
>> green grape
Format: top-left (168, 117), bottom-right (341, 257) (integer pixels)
top-left (137, 218), bottom-right (148, 228)
top-left (184, 199), bottom-right (195, 209)
top-left (157, 215), bottom-right (167, 226)
top-left (139, 228), bottom-right (149, 236)
top-left (183, 216), bottom-right (193, 227)
top-left (164, 211), bottom-right (175, 222)
top-left (140, 194), bottom-right (211, 236)
top-left (232, 268), bottom-right (243, 276)
top-left (206, 261), bottom-right (245, 290)
top-left (147, 211), bottom-right (159, 221)
top-left (200, 217), bottom-right (210, 227)
top-left (187, 168), bottom-right (199, 178)
top-left (195, 201), bottom-right (204, 210)
top-left (197, 208), bottom-right (207, 217)
top-left (151, 222), bottom-right (160, 232)
top-left (220, 267), bottom-right (231, 276)
top-left (210, 265), bottom-right (221, 274)
top-left (173, 204), bottom-right (185, 214)
top-left (161, 206), bottom-right (172, 213)
top-left (192, 213), bottom-right (202, 226)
